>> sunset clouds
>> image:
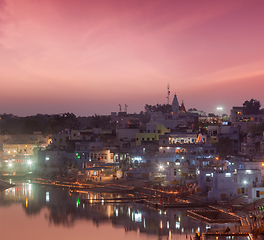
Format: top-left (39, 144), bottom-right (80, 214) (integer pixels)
top-left (1, 0), bottom-right (264, 116)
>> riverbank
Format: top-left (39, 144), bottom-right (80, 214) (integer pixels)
top-left (0, 179), bottom-right (16, 190)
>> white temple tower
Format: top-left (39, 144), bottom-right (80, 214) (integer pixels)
top-left (172, 94), bottom-right (179, 119)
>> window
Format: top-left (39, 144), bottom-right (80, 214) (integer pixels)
top-left (158, 130), bottom-right (161, 133)
top-left (210, 150), bottom-right (214, 154)
top-left (204, 150), bottom-right (208, 154)
top-left (147, 138), bottom-right (149, 141)
top-left (152, 138), bottom-right (155, 141)
top-left (257, 191), bottom-right (260, 198)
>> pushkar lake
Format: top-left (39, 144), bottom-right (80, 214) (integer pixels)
top-left (0, 182), bottom-right (207, 240)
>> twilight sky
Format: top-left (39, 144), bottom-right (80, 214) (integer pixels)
top-left (1, 0), bottom-right (264, 117)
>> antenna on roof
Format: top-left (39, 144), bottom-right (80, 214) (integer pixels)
top-left (119, 104), bottom-right (122, 112)
top-left (166, 84), bottom-right (170, 104)
top-left (125, 104), bottom-right (128, 113)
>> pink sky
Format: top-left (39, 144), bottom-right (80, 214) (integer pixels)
top-left (1, 0), bottom-right (264, 116)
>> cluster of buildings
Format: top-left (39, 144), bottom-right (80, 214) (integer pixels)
top-left (0, 133), bottom-right (50, 173)
top-left (1, 94), bottom-right (264, 203)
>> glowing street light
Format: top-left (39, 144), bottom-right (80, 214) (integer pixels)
top-left (216, 107), bottom-right (223, 117)
top-left (159, 165), bottom-right (164, 171)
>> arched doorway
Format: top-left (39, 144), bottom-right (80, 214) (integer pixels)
top-left (175, 148), bottom-right (181, 154)
top-left (181, 148), bottom-right (187, 154)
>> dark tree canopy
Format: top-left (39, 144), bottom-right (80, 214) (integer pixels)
top-left (90, 114), bottom-right (112, 128)
top-left (248, 122), bottom-right (264, 135)
top-left (47, 112), bottom-right (80, 133)
top-left (22, 119), bottom-right (44, 134)
top-left (243, 99), bottom-right (261, 115)
top-left (144, 104), bottom-right (172, 113)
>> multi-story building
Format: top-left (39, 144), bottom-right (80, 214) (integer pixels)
top-left (136, 124), bottom-right (170, 146)
top-left (233, 169), bottom-right (261, 195)
top-left (240, 133), bottom-right (263, 157)
top-left (197, 163), bottom-right (262, 201)
top-left (166, 162), bottom-right (196, 186)
top-left (230, 106), bottom-right (264, 133)
top-left (207, 125), bottom-right (240, 156)
top-left (110, 111), bottom-right (140, 129)
top-left (0, 132), bottom-right (50, 173)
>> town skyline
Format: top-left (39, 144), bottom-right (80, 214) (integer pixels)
top-left (1, 0), bottom-right (264, 116)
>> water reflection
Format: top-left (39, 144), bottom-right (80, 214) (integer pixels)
top-left (0, 183), bottom-right (206, 239)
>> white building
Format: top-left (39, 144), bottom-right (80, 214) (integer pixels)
top-left (166, 162), bottom-right (196, 186)
top-left (247, 187), bottom-right (264, 203)
top-left (207, 171), bottom-right (234, 201)
top-left (233, 169), bottom-right (261, 195)
top-left (89, 148), bottom-right (114, 164)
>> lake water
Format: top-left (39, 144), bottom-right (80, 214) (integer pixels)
top-left (0, 182), bottom-right (235, 240)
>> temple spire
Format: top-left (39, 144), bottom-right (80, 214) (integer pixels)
top-left (172, 93), bottom-right (179, 119)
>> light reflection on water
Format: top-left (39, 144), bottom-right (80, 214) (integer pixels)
top-left (0, 183), bottom-right (247, 240)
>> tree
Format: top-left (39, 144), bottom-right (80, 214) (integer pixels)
top-left (47, 112), bottom-right (80, 133)
top-left (248, 122), bottom-right (264, 135)
top-left (188, 108), bottom-right (197, 111)
top-left (243, 99), bottom-right (261, 115)
top-left (144, 104), bottom-right (172, 113)
top-left (138, 111), bottom-right (151, 124)
top-left (90, 114), bottom-right (111, 128)
top-left (22, 119), bottom-right (44, 134)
